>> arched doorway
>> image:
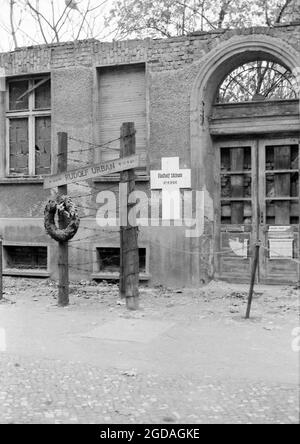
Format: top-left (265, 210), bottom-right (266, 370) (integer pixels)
top-left (190, 35), bottom-right (300, 284)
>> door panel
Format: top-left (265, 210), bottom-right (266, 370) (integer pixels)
top-left (216, 138), bottom-right (300, 284)
top-left (219, 230), bottom-right (252, 281)
top-left (258, 139), bottom-right (300, 284)
top-left (216, 140), bottom-right (258, 282)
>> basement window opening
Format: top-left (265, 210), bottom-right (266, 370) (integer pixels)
top-left (3, 245), bottom-right (48, 271)
top-left (96, 247), bottom-right (146, 274)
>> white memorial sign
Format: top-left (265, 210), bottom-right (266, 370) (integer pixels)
top-left (150, 157), bottom-right (191, 220)
top-left (269, 226), bottom-right (291, 233)
top-left (269, 239), bottom-right (294, 259)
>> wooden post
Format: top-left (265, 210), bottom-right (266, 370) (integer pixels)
top-left (119, 228), bottom-right (125, 299)
top-left (298, 225), bottom-right (300, 289)
top-left (119, 123), bottom-right (139, 310)
top-left (0, 236), bottom-right (3, 301)
top-left (57, 132), bottom-right (69, 307)
top-left (245, 242), bottom-right (260, 319)
top-left (298, 144), bottom-right (300, 289)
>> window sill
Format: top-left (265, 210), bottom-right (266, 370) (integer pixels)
top-left (91, 272), bottom-right (151, 281)
top-left (2, 269), bottom-right (50, 278)
top-left (0, 177), bottom-right (45, 185)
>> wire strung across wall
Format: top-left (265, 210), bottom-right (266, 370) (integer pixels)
top-left (38, 228), bottom-right (250, 260)
top-left (76, 199), bottom-right (111, 208)
top-left (69, 260), bottom-right (99, 268)
top-left (70, 231), bottom-right (247, 261)
top-left (67, 244), bottom-right (250, 275)
top-left (78, 226), bottom-right (119, 234)
top-left (70, 182), bottom-right (120, 200)
top-left (31, 229), bottom-right (300, 276)
top-left (44, 132), bottom-right (125, 194)
top-left (69, 245), bottom-right (95, 253)
top-left (79, 215), bottom-right (98, 221)
top-left (69, 182), bottom-right (99, 189)
top-left (67, 135), bottom-right (122, 153)
top-left (260, 244), bottom-right (300, 266)
top-left (69, 232), bottom-right (120, 244)
top-left (140, 238), bottom-right (248, 259)
top-left (11, 133), bottom-right (122, 163)
top-left (70, 190), bottom-right (105, 200)
top-left (42, 135), bottom-right (300, 277)
top-left (67, 157), bottom-right (85, 164)
top-left (25, 227), bottom-right (120, 244)
top-left (69, 265), bottom-right (99, 274)
top-left (76, 203), bottom-right (99, 210)
top-left (55, 136), bottom-right (121, 159)
top-left (69, 182), bottom-right (94, 188)
top-left (69, 235), bottom-right (101, 244)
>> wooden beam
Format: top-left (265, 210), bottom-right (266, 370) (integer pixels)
top-left (119, 122), bottom-right (139, 311)
top-left (57, 132), bottom-right (69, 307)
top-left (246, 242), bottom-right (260, 319)
top-left (230, 148), bottom-right (245, 224)
top-left (0, 236), bottom-right (3, 301)
top-left (274, 146), bottom-right (291, 225)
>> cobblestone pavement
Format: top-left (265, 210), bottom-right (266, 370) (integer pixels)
top-left (0, 353), bottom-right (298, 424)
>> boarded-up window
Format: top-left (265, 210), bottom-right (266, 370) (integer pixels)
top-left (35, 116), bottom-right (51, 175)
top-left (9, 80), bottom-right (29, 111)
top-left (98, 64), bottom-right (146, 162)
top-left (35, 79), bottom-right (51, 109)
top-left (265, 145), bottom-right (299, 225)
top-left (220, 147), bottom-right (252, 225)
top-left (7, 76), bottom-right (51, 176)
top-left (9, 118), bottom-right (29, 174)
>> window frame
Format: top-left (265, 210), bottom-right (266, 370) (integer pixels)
top-left (216, 60), bottom-right (298, 104)
top-left (6, 76), bottom-right (51, 177)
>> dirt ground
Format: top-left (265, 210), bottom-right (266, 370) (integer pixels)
top-left (0, 277), bottom-right (299, 424)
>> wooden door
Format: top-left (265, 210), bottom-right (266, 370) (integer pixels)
top-left (216, 138), bottom-right (300, 284)
top-left (258, 138), bottom-right (300, 284)
top-left (216, 140), bottom-right (258, 282)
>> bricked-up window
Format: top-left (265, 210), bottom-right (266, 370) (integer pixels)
top-left (7, 77), bottom-right (51, 176)
top-left (98, 64), bottom-right (146, 164)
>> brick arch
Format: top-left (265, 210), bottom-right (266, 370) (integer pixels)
top-left (190, 34), bottom-right (300, 192)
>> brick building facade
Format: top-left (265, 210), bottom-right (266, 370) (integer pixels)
top-left (0, 23), bottom-right (299, 286)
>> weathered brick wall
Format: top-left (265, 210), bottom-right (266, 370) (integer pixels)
top-left (1, 24), bottom-right (300, 75)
